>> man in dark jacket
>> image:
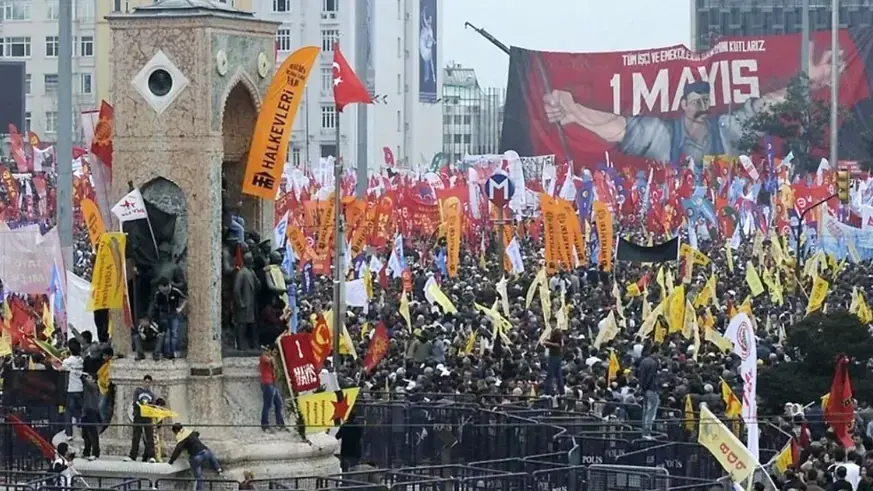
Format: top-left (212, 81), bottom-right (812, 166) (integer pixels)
top-left (336, 408), bottom-right (363, 471)
top-left (635, 343), bottom-right (660, 440)
top-left (169, 423), bottom-right (222, 491)
top-left (125, 374), bottom-right (156, 462)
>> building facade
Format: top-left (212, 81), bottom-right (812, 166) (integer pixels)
top-left (0, 0), bottom-right (98, 141)
top-left (249, 0), bottom-right (443, 173)
top-left (441, 63), bottom-right (504, 164)
top-left (692, 0), bottom-right (873, 49)
top-left (3, 0), bottom-right (442, 173)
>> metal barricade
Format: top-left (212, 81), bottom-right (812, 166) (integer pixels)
top-left (652, 474), bottom-right (728, 491)
top-left (73, 475), bottom-right (152, 490)
top-left (612, 442), bottom-right (724, 481)
top-left (154, 478), bottom-right (240, 491)
top-left (586, 464), bottom-right (669, 491)
top-left (530, 466), bottom-right (586, 491)
top-left (454, 471), bottom-right (528, 490)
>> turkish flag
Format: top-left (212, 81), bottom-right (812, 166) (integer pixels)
top-left (7, 413), bottom-right (56, 460)
top-left (90, 100), bottom-right (114, 168)
top-left (332, 44), bottom-right (371, 113)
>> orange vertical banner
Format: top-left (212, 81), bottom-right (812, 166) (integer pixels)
top-left (313, 194), bottom-right (336, 274)
top-left (593, 201), bottom-right (614, 272)
top-left (540, 193), bottom-right (560, 274)
top-left (442, 197), bottom-right (462, 277)
top-left (242, 46), bottom-right (319, 200)
top-left (555, 200), bottom-right (574, 269)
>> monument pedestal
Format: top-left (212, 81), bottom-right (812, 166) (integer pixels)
top-left (91, 357), bottom-right (338, 480)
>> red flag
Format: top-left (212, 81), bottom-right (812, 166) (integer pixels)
top-left (332, 44), bottom-right (372, 112)
top-left (825, 356), bottom-right (854, 448)
top-left (8, 124), bottom-right (29, 172)
top-left (311, 314), bottom-right (332, 370)
top-left (90, 100), bottom-right (114, 168)
top-left (26, 131), bottom-right (40, 148)
top-left (7, 413), bottom-right (56, 460)
top-left (363, 322), bottom-right (389, 373)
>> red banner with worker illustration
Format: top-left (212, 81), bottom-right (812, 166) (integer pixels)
top-left (501, 29), bottom-right (873, 168)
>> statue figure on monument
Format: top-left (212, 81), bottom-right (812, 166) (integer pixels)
top-left (233, 252), bottom-right (260, 351)
top-left (220, 232), bottom-right (241, 349)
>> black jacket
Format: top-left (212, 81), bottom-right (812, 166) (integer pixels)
top-left (168, 431), bottom-right (208, 465)
top-left (636, 355), bottom-right (659, 392)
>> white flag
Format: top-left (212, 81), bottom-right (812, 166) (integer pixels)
top-left (111, 189), bottom-right (148, 222)
top-left (273, 211), bottom-right (289, 250)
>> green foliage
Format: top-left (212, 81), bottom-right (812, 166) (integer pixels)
top-left (757, 311), bottom-right (873, 413)
top-left (735, 73), bottom-right (847, 176)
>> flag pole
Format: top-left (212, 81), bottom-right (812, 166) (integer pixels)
top-left (332, 106), bottom-right (344, 373)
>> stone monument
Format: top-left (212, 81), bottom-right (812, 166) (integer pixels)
top-left (87, 0), bottom-right (339, 479)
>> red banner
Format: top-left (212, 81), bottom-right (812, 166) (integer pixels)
top-left (363, 322), bottom-right (389, 373)
top-left (503, 29), bottom-right (873, 168)
top-left (278, 333), bottom-right (320, 393)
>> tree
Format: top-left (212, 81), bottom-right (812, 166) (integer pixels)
top-left (757, 311), bottom-right (873, 413)
top-left (735, 73), bottom-right (849, 176)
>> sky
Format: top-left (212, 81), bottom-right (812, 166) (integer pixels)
top-left (442, 0), bottom-right (693, 88)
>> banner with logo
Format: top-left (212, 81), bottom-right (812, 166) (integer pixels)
top-left (442, 196), bottom-right (462, 277)
top-left (501, 29), bottom-right (873, 167)
top-left (80, 198), bottom-right (105, 250)
top-left (286, 225), bottom-right (313, 266)
top-left (242, 46), bottom-right (319, 200)
top-left (371, 192), bottom-right (395, 248)
top-left (724, 312), bottom-right (759, 460)
top-left (87, 232), bottom-right (127, 311)
top-left (555, 199), bottom-right (574, 267)
top-left (698, 404), bottom-right (756, 484)
top-left (278, 332), bottom-right (320, 393)
top-left (313, 194), bottom-right (336, 275)
top-left (593, 201), bottom-right (614, 271)
top-left (540, 193), bottom-right (560, 273)
top-left (297, 387), bottom-right (360, 434)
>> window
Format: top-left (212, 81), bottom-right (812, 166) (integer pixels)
top-left (453, 115), bottom-right (461, 124)
top-left (0, 37), bottom-right (31, 57)
top-left (396, 110), bottom-right (401, 132)
top-left (112, 0), bottom-right (120, 11)
top-left (276, 29), bottom-right (291, 52)
top-left (45, 111), bottom-right (58, 134)
top-left (24, 112), bottom-right (31, 133)
top-left (321, 105), bottom-right (336, 129)
top-left (453, 134), bottom-right (461, 143)
top-left (396, 74), bottom-right (401, 95)
top-left (1, 0), bottom-right (30, 20)
top-left (45, 36), bottom-right (59, 57)
top-left (463, 115), bottom-right (472, 124)
top-left (442, 115), bottom-right (451, 124)
top-left (44, 73), bottom-right (58, 92)
top-left (24, 73), bottom-right (30, 94)
top-left (79, 35), bottom-right (93, 56)
top-left (321, 29), bottom-right (338, 51)
top-left (291, 146), bottom-right (301, 167)
top-left (46, 0), bottom-right (58, 19)
top-left (79, 73), bottom-right (92, 94)
top-left (272, 0), bottom-right (288, 12)
top-left (396, 0), bottom-right (400, 19)
top-left (322, 0), bottom-right (336, 11)
top-left (321, 144), bottom-right (336, 158)
top-left (321, 67), bottom-right (332, 93)
top-left (396, 37), bottom-right (401, 58)
top-left (463, 134), bottom-right (471, 144)
top-left (75, 0), bottom-right (94, 20)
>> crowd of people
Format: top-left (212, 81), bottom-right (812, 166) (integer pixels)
top-left (2, 153), bottom-right (872, 491)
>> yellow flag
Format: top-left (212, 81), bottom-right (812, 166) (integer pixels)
top-left (41, 304), bottom-right (54, 340)
top-left (725, 245), bottom-right (734, 273)
top-left (607, 350), bottom-right (620, 385)
top-left (698, 404), bottom-right (756, 484)
top-left (683, 394), bottom-right (695, 431)
top-left (399, 291), bottom-right (412, 330)
top-left (705, 325), bottom-right (733, 352)
top-left (656, 267), bottom-right (666, 300)
top-left (360, 322), bottom-right (370, 340)
top-left (297, 388), bottom-right (360, 434)
top-left (745, 261), bottom-right (765, 297)
top-left (637, 300), bottom-right (665, 340)
top-left (693, 274), bottom-right (717, 308)
top-left (626, 282), bottom-right (641, 297)
top-left (594, 311), bottom-right (620, 349)
top-left (139, 404), bottom-right (179, 420)
top-left (0, 332), bottom-right (11, 357)
top-left (821, 392), bottom-right (830, 411)
top-left (654, 320), bottom-right (666, 343)
top-left (338, 324), bottom-right (358, 360)
top-left (806, 275), bottom-right (830, 315)
top-left (362, 265), bottom-right (373, 299)
top-left (642, 288), bottom-right (652, 320)
top-left (858, 295), bottom-right (873, 324)
top-left (526, 268), bottom-right (546, 308)
top-left (667, 285), bottom-right (686, 333)
top-left (97, 360), bottom-right (111, 395)
top-left (769, 231), bottom-right (786, 265)
top-left (665, 269), bottom-right (675, 296)
top-left (464, 331), bottom-right (477, 355)
top-left (720, 378), bottom-right (742, 418)
top-left (752, 231), bottom-right (764, 259)
top-left (539, 280), bottom-right (552, 327)
top-left (682, 299), bottom-right (697, 340)
top-left (773, 441), bottom-right (794, 474)
top-left (425, 279), bottom-right (458, 313)
top-left (680, 243), bottom-right (711, 266)
top-left (87, 232), bottom-right (127, 311)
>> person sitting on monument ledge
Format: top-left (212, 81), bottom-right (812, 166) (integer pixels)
top-left (151, 242), bottom-right (187, 294)
top-left (148, 277), bottom-right (187, 360)
top-left (133, 316), bottom-right (164, 361)
top-left (233, 252), bottom-right (260, 351)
